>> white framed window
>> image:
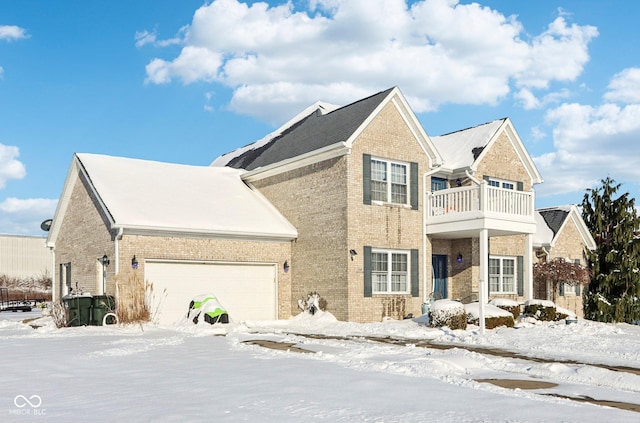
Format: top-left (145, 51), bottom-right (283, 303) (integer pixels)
top-left (487, 177), bottom-right (515, 190)
top-left (371, 249), bottom-right (410, 294)
top-left (371, 158), bottom-right (408, 205)
top-left (563, 284), bottom-right (577, 296)
top-left (489, 256), bottom-right (516, 294)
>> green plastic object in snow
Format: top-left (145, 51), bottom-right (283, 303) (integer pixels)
top-left (188, 294), bottom-right (229, 324)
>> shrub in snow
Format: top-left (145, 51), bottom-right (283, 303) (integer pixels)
top-left (116, 272), bottom-right (150, 324)
top-left (50, 301), bottom-right (67, 328)
top-left (298, 291), bottom-right (327, 315)
top-left (429, 299), bottom-right (466, 330)
top-left (523, 299), bottom-right (557, 321)
top-left (489, 298), bottom-right (521, 320)
top-left (465, 302), bottom-right (514, 329)
top-left (479, 315), bottom-right (514, 329)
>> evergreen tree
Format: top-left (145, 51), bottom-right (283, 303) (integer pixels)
top-left (581, 177), bottom-right (640, 323)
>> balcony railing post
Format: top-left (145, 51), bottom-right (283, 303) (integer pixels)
top-left (479, 181), bottom-right (488, 213)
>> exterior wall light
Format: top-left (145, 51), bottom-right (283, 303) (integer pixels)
top-left (349, 249), bottom-right (358, 261)
top-left (456, 253), bottom-right (463, 264)
top-left (284, 260), bottom-right (290, 272)
top-left (132, 255), bottom-right (139, 269)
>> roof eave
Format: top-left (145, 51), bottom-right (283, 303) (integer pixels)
top-left (241, 141), bottom-right (351, 183)
top-left (118, 225), bottom-right (297, 242)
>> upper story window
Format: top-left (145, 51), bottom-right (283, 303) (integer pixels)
top-left (371, 158), bottom-right (408, 204)
top-left (487, 177), bottom-right (515, 190)
top-left (363, 154), bottom-right (418, 210)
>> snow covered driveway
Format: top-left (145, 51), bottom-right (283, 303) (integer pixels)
top-left (1, 310), bottom-right (640, 422)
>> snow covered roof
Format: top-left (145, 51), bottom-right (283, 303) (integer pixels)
top-left (533, 210), bottom-right (556, 247)
top-left (534, 205), bottom-right (596, 251)
top-left (50, 153), bottom-right (297, 242)
top-left (431, 119), bottom-right (505, 170)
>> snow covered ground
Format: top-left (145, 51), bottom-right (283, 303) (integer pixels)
top-left (1, 309), bottom-right (640, 422)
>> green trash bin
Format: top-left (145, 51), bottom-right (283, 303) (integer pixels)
top-left (62, 294), bottom-right (93, 327)
top-left (91, 295), bottom-right (116, 326)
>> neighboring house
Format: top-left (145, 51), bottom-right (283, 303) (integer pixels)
top-left (49, 86), bottom-right (588, 325)
top-left (0, 234), bottom-right (52, 279)
top-left (533, 205), bottom-right (596, 317)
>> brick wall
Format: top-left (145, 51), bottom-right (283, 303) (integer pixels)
top-left (251, 98), bottom-right (434, 322)
top-left (54, 172), bottom-right (116, 296)
top-left (251, 158), bottom-right (350, 319)
top-left (118, 235), bottom-right (292, 319)
top-left (476, 131), bottom-right (533, 191)
top-left (346, 100), bottom-right (432, 321)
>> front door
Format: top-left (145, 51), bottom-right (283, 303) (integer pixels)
top-left (432, 254), bottom-right (448, 299)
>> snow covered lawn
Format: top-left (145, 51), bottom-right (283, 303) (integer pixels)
top-left (2, 310), bottom-right (640, 422)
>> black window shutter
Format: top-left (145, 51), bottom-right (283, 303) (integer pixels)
top-left (363, 154), bottom-right (371, 205)
top-left (517, 181), bottom-right (524, 191)
top-left (411, 249), bottom-right (419, 297)
top-left (517, 256), bottom-right (524, 296)
top-left (364, 246), bottom-right (372, 297)
top-left (559, 283), bottom-right (565, 296)
top-left (58, 263), bottom-right (64, 298)
top-left (410, 162), bottom-right (418, 210)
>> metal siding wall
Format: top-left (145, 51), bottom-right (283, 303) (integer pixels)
top-left (0, 235), bottom-right (52, 279)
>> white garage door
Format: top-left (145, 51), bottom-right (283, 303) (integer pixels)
top-left (145, 261), bottom-right (277, 326)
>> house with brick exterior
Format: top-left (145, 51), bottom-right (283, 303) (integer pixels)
top-left (533, 205), bottom-right (596, 317)
top-left (47, 86), bottom-right (589, 325)
top-left (214, 87), bottom-right (543, 322)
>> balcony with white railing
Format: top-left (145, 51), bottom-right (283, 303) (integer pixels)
top-left (426, 183), bottom-right (536, 238)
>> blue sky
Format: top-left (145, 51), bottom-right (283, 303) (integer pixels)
top-left (1, 0), bottom-right (639, 236)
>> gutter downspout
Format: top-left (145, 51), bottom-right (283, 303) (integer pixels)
top-left (113, 227), bottom-right (124, 296)
top-left (465, 169), bottom-right (481, 185)
top-left (422, 166), bottom-right (442, 308)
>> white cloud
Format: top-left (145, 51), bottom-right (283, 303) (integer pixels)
top-left (135, 28), bottom-right (184, 49)
top-left (0, 25), bottom-right (29, 41)
top-left (515, 88), bottom-right (541, 110)
top-left (529, 126), bottom-right (546, 142)
top-left (534, 101), bottom-right (640, 198)
top-left (142, 0), bottom-right (598, 123)
top-left (0, 144), bottom-right (26, 189)
top-left (604, 67), bottom-right (640, 104)
top-left (516, 17), bottom-right (597, 90)
top-left (515, 88), bottom-right (571, 110)
top-left (0, 197), bottom-right (58, 235)
top-left (135, 30), bottom-right (157, 48)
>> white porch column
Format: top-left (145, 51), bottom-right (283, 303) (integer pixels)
top-left (525, 233), bottom-right (533, 301)
top-left (478, 228), bottom-right (488, 334)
